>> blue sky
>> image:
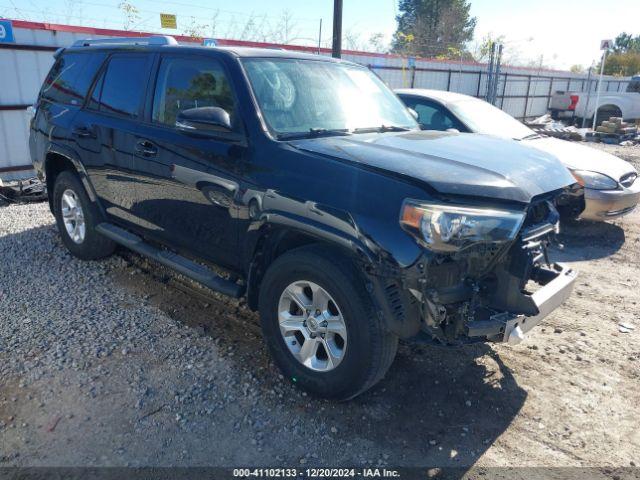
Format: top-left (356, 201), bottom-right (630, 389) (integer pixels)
top-left (2, 0), bottom-right (639, 69)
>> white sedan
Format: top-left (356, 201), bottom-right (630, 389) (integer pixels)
top-left (396, 88), bottom-right (639, 221)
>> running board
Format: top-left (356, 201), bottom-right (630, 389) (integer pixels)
top-left (96, 223), bottom-right (244, 298)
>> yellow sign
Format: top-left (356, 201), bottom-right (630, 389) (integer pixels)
top-left (160, 13), bottom-right (177, 29)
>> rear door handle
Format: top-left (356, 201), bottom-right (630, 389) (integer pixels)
top-left (72, 126), bottom-right (95, 138)
top-left (135, 139), bottom-right (158, 157)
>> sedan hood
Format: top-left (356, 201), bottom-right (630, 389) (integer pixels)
top-left (291, 131), bottom-right (575, 203)
top-left (523, 137), bottom-right (637, 181)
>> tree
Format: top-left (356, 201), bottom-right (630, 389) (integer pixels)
top-left (118, 0), bottom-right (140, 31)
top-left (392, 0), bottom-right (476, 58)
top-left (368, 33), bottom-right (388, 53)
top-left (569, 64), bottom-right (585, 74)
top-left (182, 16), bottom-right (209, 39)
top-left (601, 32), bottom-right (640, 76)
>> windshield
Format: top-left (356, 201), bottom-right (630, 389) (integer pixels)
top-left (242, 58), bottom-right (418, 137)
top-left (448, 99), bottom-right (535, 140)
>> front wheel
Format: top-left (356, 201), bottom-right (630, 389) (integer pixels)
top-left (258, 245), bottom-right (398, 401)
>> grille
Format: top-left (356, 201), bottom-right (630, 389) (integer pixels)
top-left (620, 172), bottom-right (637, 188)
top-left (384, 281), bottom-right (406, 323)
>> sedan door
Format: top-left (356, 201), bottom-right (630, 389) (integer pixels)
top-left (126, 53), bottom-right (247, 270)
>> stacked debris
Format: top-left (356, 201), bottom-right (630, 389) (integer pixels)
top-left (587, 117), bottom-right (640, 145)
top-left (527, 114), bottom-right (585, 140)
top-left (0, 177), bottom-right (47, 205)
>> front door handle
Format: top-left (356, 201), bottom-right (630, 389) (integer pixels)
top-left (135, 139), bottom-right (158, 157)
top-left (72, 126), bottom-right (96, 138)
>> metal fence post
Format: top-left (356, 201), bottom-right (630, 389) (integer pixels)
top-left (523, 75), bottom-right (532, 119)
top-left (546, 76), bottom-right (554, 110)
top-left (446, 70), bottom-right (452, 91)
top-left (410, 65), bottom-right (416, 88)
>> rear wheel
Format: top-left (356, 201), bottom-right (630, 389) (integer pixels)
top-left (593, 105), bottom-right (622, 127)
top-left (258, 245), bottom-right (398, 400)
top-left (53, 171), bottom-right (116, 260)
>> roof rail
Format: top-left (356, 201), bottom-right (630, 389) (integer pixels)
top-left (71, 35), bottom-right (178, 47)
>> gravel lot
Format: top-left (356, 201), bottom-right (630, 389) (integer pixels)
top-left (1, 144), bottom-right (639, 471)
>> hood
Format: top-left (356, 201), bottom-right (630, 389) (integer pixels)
top-left (291, 131), bottom-right (575, 204)
top-left (523, 137), bottom-right (636, 181)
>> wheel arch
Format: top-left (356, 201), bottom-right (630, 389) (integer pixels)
top-left (590, 103), bottom-right (623, 124)
top-left (245, 224), bottom-right (375, 312)
top-left (44, 145), bottom-right (97, 213)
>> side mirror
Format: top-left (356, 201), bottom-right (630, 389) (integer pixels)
top-left (176, 107), bottom-right (232, 133)
top-left (446, 128), bottom-right (460, 133)
top-left (407, 108), bottom-right (419, 121)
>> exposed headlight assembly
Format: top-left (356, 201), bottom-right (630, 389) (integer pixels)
top-left (400, 201), bottom-right (525, 252)
top-left (571, 170), bottom-right (618, 190)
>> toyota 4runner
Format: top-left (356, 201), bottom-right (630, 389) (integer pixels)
top-left (30, 36), bottom-right (578, 400)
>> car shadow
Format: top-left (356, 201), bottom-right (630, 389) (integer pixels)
top-left (337, 341), bottom-right (526, 471)
top-left (554, 218), bottom-right (626, 261)
top-left (109, 237), bottom-right (526, 474)
top-left (4, 223), bottom-right (527, 476)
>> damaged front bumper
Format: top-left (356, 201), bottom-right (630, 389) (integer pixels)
top-left (466, 262), bottom-right (577, 344)
top-left (372, 197), bottom-right (578, 346)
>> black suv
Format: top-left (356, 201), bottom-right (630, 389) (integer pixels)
top-left (30, 36), bottom-right (577, 400)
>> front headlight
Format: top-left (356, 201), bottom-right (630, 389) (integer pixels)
top-left (400, 201), bottom-right (525, 252)
top-left (571, 170), bottom-right (618, 190)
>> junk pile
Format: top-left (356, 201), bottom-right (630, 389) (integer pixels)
top-left (586, 117), bottom-right (640, 145)
top-left (526, 114), bottom-right (585, 141)
top-left (0, 177), bottom-right (47, 205)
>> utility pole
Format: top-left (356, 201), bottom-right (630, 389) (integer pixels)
top-left (332, 0), bottom-right (343, 58)
top-left (317, 18), bottom-right (322, 55)
top-left (592, 48), bottom-right (609, 130)
top-left (581, 65), bottom-right (594, 128)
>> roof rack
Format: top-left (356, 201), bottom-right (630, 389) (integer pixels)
top-left (71, 35), bottom-right (178, 47)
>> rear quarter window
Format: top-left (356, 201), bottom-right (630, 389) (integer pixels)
top-left (41, 52), bottom-right (106, 106)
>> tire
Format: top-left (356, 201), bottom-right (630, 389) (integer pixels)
top-left (258, 245), bottom-right (398, 401)
top-left (52, 170), bottom-right (116, 260)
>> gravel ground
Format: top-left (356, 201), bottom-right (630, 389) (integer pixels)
top-left (1, 143), bottom-right (639, 471)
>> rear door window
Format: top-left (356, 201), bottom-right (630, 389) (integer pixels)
top-left (41, 53), bottom-right (106, 106)
top-left (96, 54), bottom-right (151, 118)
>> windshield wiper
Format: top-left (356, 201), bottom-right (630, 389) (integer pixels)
top-left (353, 125), bottom-right (412, 134)
top-left (520, 133), bottom-right (543, 140)
top-left (276, 128), bottom-right (351, 140)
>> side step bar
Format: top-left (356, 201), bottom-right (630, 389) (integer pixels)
top-left (96, 223), bottom-right (244, 298)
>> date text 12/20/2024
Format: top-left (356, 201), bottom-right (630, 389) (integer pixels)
top-left (233, 468), bottom-right (402, 478)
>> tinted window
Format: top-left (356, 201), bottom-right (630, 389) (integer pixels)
top-left (628, 80), bottom-right (640, 93)
top-left (152, 57), bottom-right (236, 128)
top-left (400, 96), bottom-right (462, 131)
top-left (41, 53), bottom-right (106, 106)
top-left (98, 55), bottom-right (150, 118)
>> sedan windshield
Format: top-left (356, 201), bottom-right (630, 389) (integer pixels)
top-left (242, 58), bottom-right (418, 137)
top-left (448, 99), bottom-right (536, 140)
